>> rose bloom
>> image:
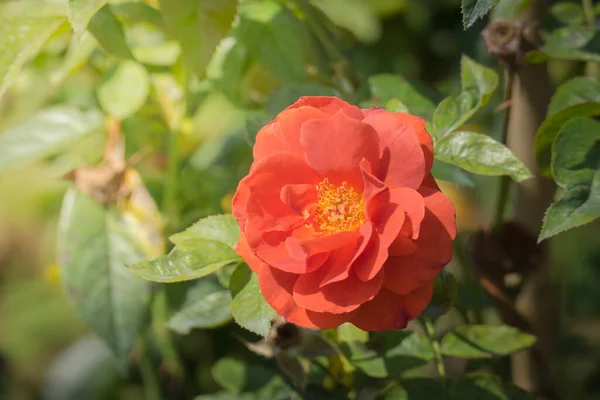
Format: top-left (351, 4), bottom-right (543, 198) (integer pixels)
top-left (232, 97), bottom-right (456, 331)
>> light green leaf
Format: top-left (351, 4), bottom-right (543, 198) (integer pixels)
top-left (337, 323), bottom-right (369, 344)
top-left (206, 37), bottom-right (250, 103)
top-left (68, 0), bottom-right (107, 37)
top-left (167, 290), bottom-right (232, 334)
top-left (434, 56), bottom-right (499, 138)
top-left (449, 373), bottom-right (536, 400)
top-left (0, 2), bottom-right (65, 98)
top-left (58, 189), bottom-right (152, 363)
top-left (110, 2), bottom-right (165, 28)
top-left (229, 263), bottom-right (277, 337)
top-left (236, 0), bottom-right (308, 83)
top-left (129, 215), bottom-right (241, 282)
top-left (51, 32), bottom-right (98, 86)
top-left (158, 0), bottom-right (237, 78)
top-left (211, 358), bottom-right (246, 393)
top-left (435, 131), bottom-right (533, 182)
top-left (88, 5), bottom-right (134, 60)
top-left (340, 331), bottom-right (434, 378)
top-left (462, 0), bottom-right (499, 29)
top-left (539, 118), bottom-right (600, 241)
top-left (382, 379), bottom-right (447, 400)
top-left (527, 27), bottom-right (600, 64)
top-left (440, 325), bottom-right (536, 359)
top-left (534, 77), bottom-right (600, 175)
top-left (97, 61), bottom-right (150, 119)
top-left (0, 107), bottom-right (103, 172)
top-left (550, 3), bottom-right (585, 26)
top-left (422, 270), bottom-right (458, 321)
top-left (311, 0), bottom-right (381, 44)
top-left (367, 74), bottom-right (437, 120)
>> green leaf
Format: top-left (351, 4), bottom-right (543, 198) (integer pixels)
top-left (167, 290), bottom-right (232, 334)
top-left (229, 263), bottom-right (277, 337)
top-left (382, 379), bottom-right (447, 400)
top-left (367, 74), bottom-right (437, 120)
top-left (206, 37), bottom-right (250, 103)
top-left (68, 0), bottom-right (107, 37)
top-left (449, 373), bottom-right (536, 400)
top-left (526, 27), bottom-right (600, 64)
top-left (236, 0), bottom-right (308, 83)
top-left (440, 325), bottom-right (536, 359)
top-left (158, 0), bottom-right (237, 78)
top-left (0, 2), bottom-right (65, 98)
top-left (211, 358), bottom-right (247, 393)
top-left (431, 160), bottom-right (475, 188)
top-left (88, 5), bottom-right (134, 59)
top-left (539, 118), bottom-right (600, 241)
top-left (340, 331), bottom-right (434, 378)
top-left (311, 0), bottom-right (381, 44)
top-left (422, 270), bottom-right (458, 321)
top-left (110, 2), bottom-right (166, 28)
top-left (58, 189), bottom-right (152, 363)
top-left (435, 131), bottom-right (533, 182)
top-left (462, 0), bottom-right (499, 29)
top-left (129, 215), bottom-right (241, 282)
top-left (435, 56), bottom-right (499, 138)
top-left (550, 3), bottom-right (585, 26)
top-left (534, 77), bottom-right (600, 175)
top-left (0, 107), bottom-right (103, 172)
top-left (337, 323), bottom-right (369, 344)
top-left (97, 61), bottom-right (150, 119)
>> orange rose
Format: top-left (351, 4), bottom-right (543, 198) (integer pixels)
top-left (232, 97), bottom-right (456, 331)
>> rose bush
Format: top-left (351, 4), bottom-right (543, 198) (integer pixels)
top-left (232, 97), bottom-right (456, 331)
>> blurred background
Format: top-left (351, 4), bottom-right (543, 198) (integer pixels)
top-left (1, 0), bottom-right (600, 399)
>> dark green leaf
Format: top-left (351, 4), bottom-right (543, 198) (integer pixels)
top-left (236, 0), bottom-right (308, 83)
top-left (229, 263), bottom-right (277, 336)
top-left (422, 270), bottom-right (458, 321)
top-left (129, 215), bottom-right (241, 282)
top-left (68, 0), bottom-right (107, 36)
top-left (97, 61), bottom-right (150, 119)
top-left (539, 118), bottom-right (600, 241)
top-left (0, 107), bottom-right (103, 172)
top-left (340, 331), bottom-right (434, 378)
top-left (435, 131), bottom-right (533, 182)
top-left (382, 379), bottom-right (448, 400)
top-left (58, 189), bottom-right (152, 363)
top-left (550, 3), bottom-right (585, 26)
top-left (0, 2), bottom-right (65, 97)
top-left (159, 0), bottom-right (237, 78)
top-left (526, 27), bottom-right (600, 64)
top-left (367, 74), bottom-right (437, 120)
top-left (431, 160), bottom-right (475, 187)
top-left (88, 5), bottom-right (134, 59)
top-left (167, 290), bottom-right (232, 334)
top-left (211, 358), bottom-right (247, 393)
top-left (462, 0), bottom-right (499, 29)
top-left (535, 77), bottom-right (600, 175)
top-left (440, 325), bottom-right (536, 359)
top-left (449, 373), bottom-right (535, 400)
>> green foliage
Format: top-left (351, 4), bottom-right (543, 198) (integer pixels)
top-left (435, 131), bottom-right (533, 182)
top-left (461, 0), bottom-right (499, 29)
top-left (58, 189), bottom-right (152, 364)
top-left (366, 74), bottom-right (437, 120)
top-left (67, 0), bottom-right (107, 37)
top-left (422, 270), bottom-right (459, 321)
top-left (535, 77), bottom-right (600, 175)
top-left (87, 5), bottom-right (134, 60)
top-left (130, 215), bottom-right (241, 282)
top-left (97, 61), bottom-right (150, 119)
top-left (539, 118), bottom-right (600, 241)
top-left (0, 107), bottom-right (103, 171)
top-left (449, 373), bottom-right (536, 399)
top-left (440, 325), bottom-right (536, 359)
top-left (433, 55), bottom-right (499, 138)
top-left (229, 264), bottom-right (277, 337)
top-left (527, 27), bottom-right (600, 64)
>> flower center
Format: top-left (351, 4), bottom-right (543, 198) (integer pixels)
top-left (305, 178), bottom-right (364, 236)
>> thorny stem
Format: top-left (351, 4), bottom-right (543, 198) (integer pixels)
top-left (582, 0), bottom-right (600, 78)
top-left (422, 318), bottom-right (447, 384)
top-left (493, 68), bottom-right (515, 233)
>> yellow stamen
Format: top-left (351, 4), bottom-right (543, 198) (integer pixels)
top-left (305, 178), bottom-right (364, 236)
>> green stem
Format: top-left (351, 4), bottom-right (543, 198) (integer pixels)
top-left (423, 318), bottom-right (447, 384)
top-left (151, 288), bottom-right (185, 381)
top-left (163, 128), bottom-right (180, 235)
top-left (137, 341), bottom-right (161, 400)
top-left (583, 0), bottom-right (600, 78)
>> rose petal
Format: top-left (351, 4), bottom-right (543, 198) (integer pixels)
top-left (259, 265), bottom-right (355, 329)
top-left (285, 230), bottom-right (359, 261)
top-left (235, 233), bottom-right (262, 273)
top-left (320, 223), bottom-right (371, 286)
top-left (351, 285), bottom-right (433, 331)
top-left (363, 112), bottom-right (426, 189)
top-left (288, 96), bottom-right (364, 120)
top-left (280, 183), bottom-right (317, 216)
top-left (293, 268), bottom-right (384, 314)
top-left (301, 111), bottom-right (380, 189)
